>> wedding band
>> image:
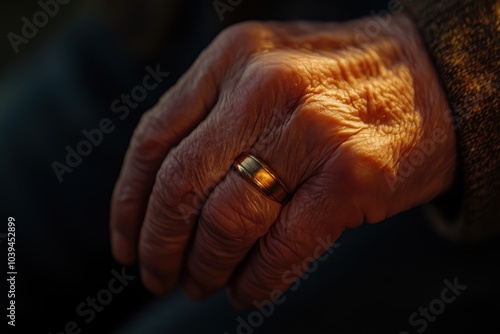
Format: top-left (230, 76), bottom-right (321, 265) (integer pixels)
top-left (233, 153), bottom-right (290, 203)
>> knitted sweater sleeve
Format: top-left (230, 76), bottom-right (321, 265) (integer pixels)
top-left (402, 0), bottom-right (500, 240)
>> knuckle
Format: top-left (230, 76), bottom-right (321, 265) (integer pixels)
top-left (132, 111), bottom-right (155, 145)
top-left (155, 159), bottom-right (181, 202)
top-left (258, 246), bottom-right (294, 283)
top-left (132, 110), bottom-right (168, 152)
top-left (149, 145), bottom-right (213, 227)
top-left (217, 21), bottom-right (271, 48)
top-left (152, 160), bottom-right (195, 222)
top-left (261, 227), bottom-right (303, 272)
top-left (200, 187), bottom-right (268, 245)
top-left (201, 198), bottom-right (251, 244)
top-left (242, 53), bottom-right (295, 89)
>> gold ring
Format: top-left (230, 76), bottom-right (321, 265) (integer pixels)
top-left (233, 153), bottom-right (290, 203)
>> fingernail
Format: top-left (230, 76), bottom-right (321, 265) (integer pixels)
top-left (141, 269), bottom-right (168, 295)
top-left (183, 278), bottom-right (205, 300)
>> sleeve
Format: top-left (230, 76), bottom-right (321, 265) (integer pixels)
top-left (402, 0), bottom-right (500, 241)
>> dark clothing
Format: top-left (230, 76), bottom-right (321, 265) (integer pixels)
top-left (404, 0), bottom-right (500, 241)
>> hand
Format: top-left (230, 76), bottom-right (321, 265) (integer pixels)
top-left (110, 14), bottom-right (456, 308)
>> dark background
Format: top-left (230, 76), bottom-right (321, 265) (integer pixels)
top-left (1, 1), bottom-right (499, 333)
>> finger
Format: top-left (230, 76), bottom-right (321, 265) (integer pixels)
top-left (226, 177), bottom-right (362, 309)
top-left (181, 168), bottom-right (281, 300)
top-left (111, 41), bottom-right (230, 265)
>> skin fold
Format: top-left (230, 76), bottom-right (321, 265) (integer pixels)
top-left (110, 14), bottom-right (456, 309)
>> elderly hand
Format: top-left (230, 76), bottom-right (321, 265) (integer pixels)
top-left (110, 14), bottom-right (456, 308)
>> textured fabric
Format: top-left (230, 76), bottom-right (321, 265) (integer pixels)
top-left (403, 0), bottom-right (500, 240)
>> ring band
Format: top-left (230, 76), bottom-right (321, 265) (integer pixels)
top-left (233, 153), bottom-right (290, 203)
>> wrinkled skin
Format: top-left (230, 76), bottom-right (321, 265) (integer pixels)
top-left (110, 14), bottom-right (456, 309)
